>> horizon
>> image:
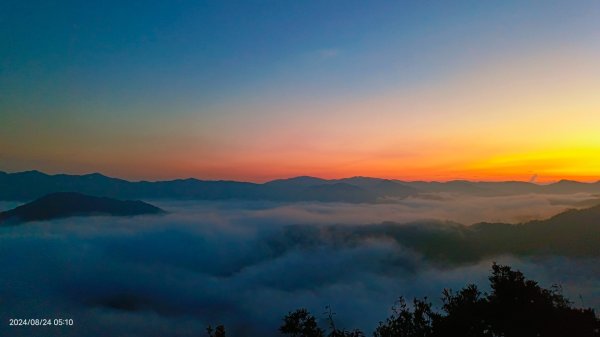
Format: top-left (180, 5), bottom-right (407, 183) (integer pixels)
top-left (2, 1), bottom-right (600, 182)
top-left (2, 168), bottom-right (599, 185)
top-left (2, 3), bottom-right (600, 336)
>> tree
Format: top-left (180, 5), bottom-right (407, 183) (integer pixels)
top-left (435, 284), bottom-right (491, 337)
top-left (323, 305), bottom-right (365, 337)
top-left (280, 308), bottom-right (324, 337)
top-left (206, 324), bottom-right (226, 337)
top-left (374, 297), bottom-right (438, 337)
top-left (288, 263), bottom-right (598, 337)
top-left (279, 306), bottom-right (365, 337)
top-left (436, 263), bottom-right (599, 337)
top-left (483, 263), bottom-right (598, 337)
top-left (218, 263), bottom-right (599, 337)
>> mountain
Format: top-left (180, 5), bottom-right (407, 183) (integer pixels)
top-left (296, 183), bottom-right (376, 203)
top-left (0, 170), bottom-right (134, 200)
top-left (335, 177), bottom-right (418, 198)
top-left (0, 170), bottom-right (265, 201)
top-left (402, 180), bottom-right (491, 195)
top-left (0, 171), bottom-right (418, 203)
top-left (402, 179), bottom-right (600, 196)
top-left (263, 176), bottom-right (416, 201)
top-left (1, 170), bottom-right (599, 203)
top-left (541, 179), bottom-right (600, 194)
top-left (0, 192), bottom-right (165, 225)
top-left (263, 176), bottom-right (328, 189)
top-left (269, 204), bottom-right (600, 264)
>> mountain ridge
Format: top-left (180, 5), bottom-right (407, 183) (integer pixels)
top-left (0, 192), bottom-right (165, 225)
top-left (271, 203), bottom-right (600, 264)
top-left (1, 170), bottom-right (599, 202)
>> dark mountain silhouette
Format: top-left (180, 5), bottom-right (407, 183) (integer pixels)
top-left (541, 179), bottom-right (600, 194)
top-left (0, 192), bottom-right (164, 225)
top-left (404, 180), bottom-right (491, 195)
top-left (267, 204), bottom-right (600, 264)
top-left (256, 180), bottom-right (379, 203)
top-left (296, 183), bottom-right (376, 203)
top-left (0, 170), bottom-right (412, 203)
top-left (1, 170), bottom-right (599, 203)
top-left (264, 176), bottom-right (329, 189)
top-left (335, 177), bottom-right (418, 199)
top-left (402, 179), bottom-right (600, 196)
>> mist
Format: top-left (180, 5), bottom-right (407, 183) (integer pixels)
top-left (1, 197), bottom-right (598, 337)
top-left (157, 192), bottom-right (600, 226)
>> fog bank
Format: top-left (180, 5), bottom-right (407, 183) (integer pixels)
top-left (1, 199), bottom-right (598, 336)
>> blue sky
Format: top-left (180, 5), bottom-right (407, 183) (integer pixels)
top-left (1, 1), bottom-right (599, 181)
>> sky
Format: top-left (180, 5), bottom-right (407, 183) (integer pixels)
top-left (1, 1), bottom-right (599, 182)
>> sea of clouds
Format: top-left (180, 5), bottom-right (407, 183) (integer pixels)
top-left (0, 194), bottom-right (598, 337)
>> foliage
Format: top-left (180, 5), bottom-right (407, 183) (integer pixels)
top-left (373, 297), bottom-right (438, 337)
top-left (280, 308), bottom-right (325, 337)
top-left (324, 305), bottom-right (365, 337)
top-left (214, 263), bottom-right (600, 337)
top-left (433, 263), bottom-right (597, 337)
top-left (206, 324), bottom-right (226, 337)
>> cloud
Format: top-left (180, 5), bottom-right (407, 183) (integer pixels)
top-left (163, 192), bottom-right (599, 226)
top-left (0, 199), bottom-right (598, 336)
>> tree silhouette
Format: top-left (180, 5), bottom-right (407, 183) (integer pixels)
top-left (374, 297), bottom-right (438, 337)
top-left (435, 284), bottom-right (490, 336)
top-left (206, 324), bottom-right (226, 337)
top-left (279, 306), bottom-right (365, 337)
top-left (212, 263), bottom-right (599, 337)
top-left (481, 263), bottom-right (598, 337)
top-left (280, 308), bottom-right (324, 337)
top-left (323, 305), bottom-right (365, 337)
top-left (436, 263), bottom-right (599, 337)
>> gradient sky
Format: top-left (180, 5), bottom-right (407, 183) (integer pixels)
top-left (1, 1), bottom-right (599, 182)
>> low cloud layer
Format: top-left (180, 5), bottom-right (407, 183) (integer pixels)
top-left (157, 192), bottom-right (600, 226)
top-left (1, 197), bottom-right (598, 337)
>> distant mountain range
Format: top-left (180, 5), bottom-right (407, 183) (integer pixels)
top-left (1, 170), bottom-right (599, 203)
top-left (0, 192), bottom-right (164, 225)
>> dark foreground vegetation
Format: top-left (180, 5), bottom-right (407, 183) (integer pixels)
top-left (208, 263), bottom-right (599, 337)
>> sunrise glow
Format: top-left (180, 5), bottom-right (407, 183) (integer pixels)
top-left (1, 1), bottom-right (599, 182)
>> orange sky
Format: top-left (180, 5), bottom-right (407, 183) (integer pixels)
top-left (1, 2), bottom-right (599, 183)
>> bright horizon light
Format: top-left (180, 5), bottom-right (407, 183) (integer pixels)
top-left (1, 1), bottom-right (599, 182)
